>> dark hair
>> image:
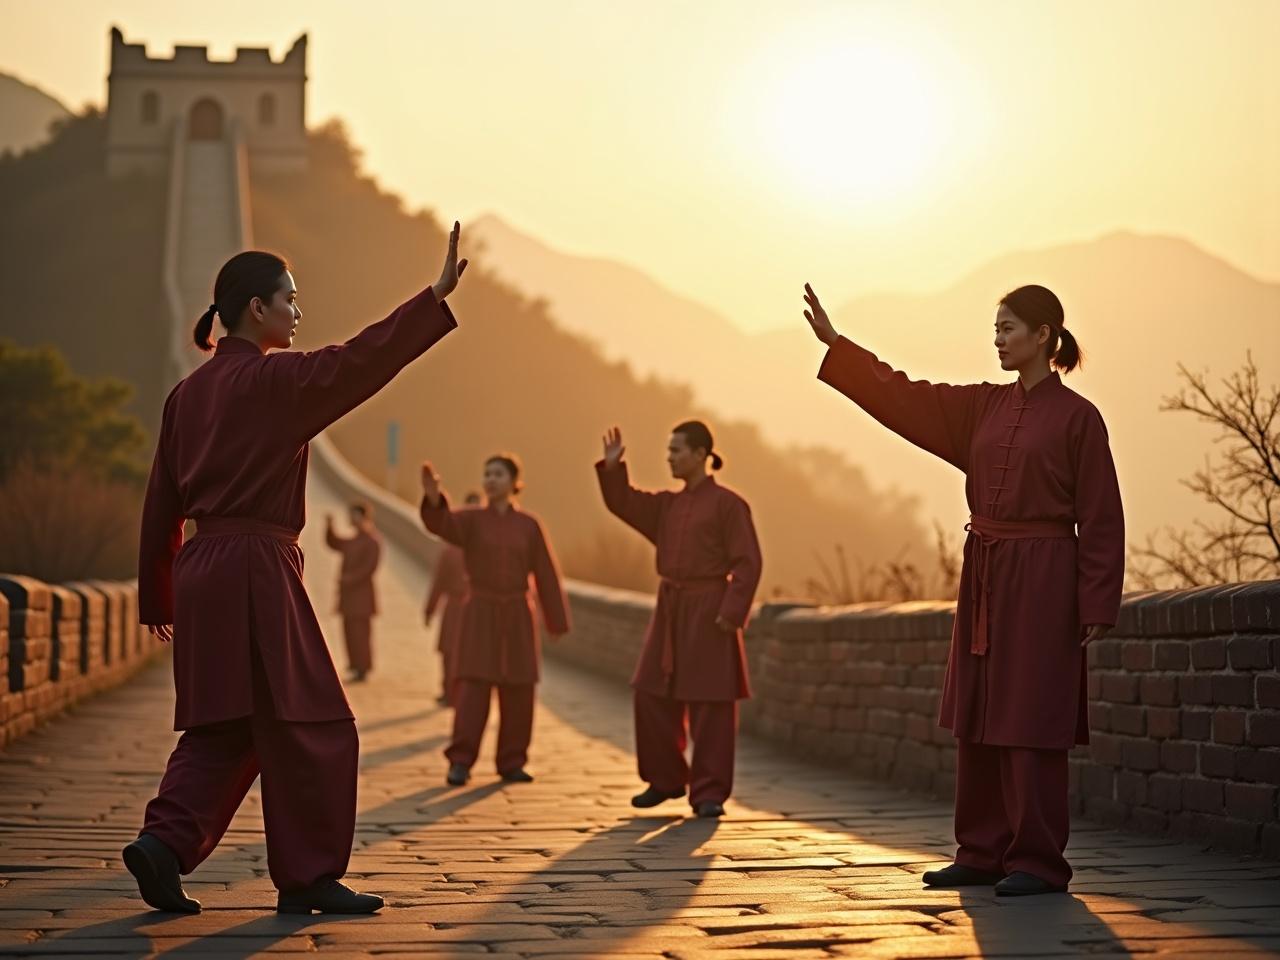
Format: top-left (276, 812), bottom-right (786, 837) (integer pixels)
top-left (485, 453), bottom-right (524, 494)
top-left (193, 250), bottom-right (290, 352)
top-left (673, 419), bottom-right (723, 471)
top-left (349, 500), bottom-right (370, 520)
top-left (998, 284), bottom-right (1083, 373)
top-left (463, 490), bottom-right (482, 505)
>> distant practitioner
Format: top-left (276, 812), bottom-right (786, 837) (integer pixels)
top-left (595, 421), bottom-right (763, 819)
top-left (325, 501), bottom-right (382, 682)
top-left (420, 456), bottom-right (569, 786)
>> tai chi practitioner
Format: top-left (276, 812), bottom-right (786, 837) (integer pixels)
top-left (325, 501), bottom-right (382, 682)
top-left (425, 491), bottom-right (481, 705)
top-left (420, 456), bottom-right (569, 786)
top-left (596, 420), bottom-right (763, 819)
top-left (130, 225), bottom-right (467, 915)
top-left (803, 281), bottom-right (1123, 896)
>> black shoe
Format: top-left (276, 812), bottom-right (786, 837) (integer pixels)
top-left (446, 763), bottom-right (470, 786)
top-left (500, 768), bottom-right (534, 783)
top-left (922, 863), bottom-right (1004, 887)
top-left (349, 671), bottom-right (368, 683)
top-left (995, 871), bottom-right (1067, 897)
top-left (278, 878), bottom-right (384, 914)
top-left (122, 834), bottom-right (202, 914)
top-left (630, 785), bottom-right (685, 809)
top-left (694, 801), bottom-right (725, 818)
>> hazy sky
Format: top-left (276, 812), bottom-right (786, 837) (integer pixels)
top-left (3, 0), bottom-right (1277, 331)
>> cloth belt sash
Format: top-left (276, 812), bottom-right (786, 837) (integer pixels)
top-left (194, 516), bottom-right (300, 545)
top-left (656, 576), bottom-right (729, 684)
top-left (964, 514), bottom-right (1076, 656)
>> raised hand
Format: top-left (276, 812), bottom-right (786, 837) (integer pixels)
top-left (433, 221), bottom-right (468, 301)
top-left (602, 427), bottom-right (626, 469)
top-left (803, 283), bottom-right (839, 346)
top-left (421, 460), bottom-right (443, 505)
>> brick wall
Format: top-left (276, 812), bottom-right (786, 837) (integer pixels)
top-left (0, 575), bottom-right (166, 747)
top-left (548, 580), bottom-right (1280, 858)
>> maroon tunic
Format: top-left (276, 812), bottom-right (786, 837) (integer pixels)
top-left (596, 462), bottom-right (763, 702)
top-left (419, 497), bottom-right (569, 685)
top-left (326, 525), bottom-right (382, 618)
top-left (139, 286), bottom-right (457, 730)
top-left (425, 544), bottom-right (469, 654)
top-left (818, 336), bottom-right (1125, 749)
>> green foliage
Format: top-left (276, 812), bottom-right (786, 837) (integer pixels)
top-left (0, 339), bottom-right (148, 484)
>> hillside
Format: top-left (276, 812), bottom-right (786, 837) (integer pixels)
top-left (0, 72), bottom-right (70, 156)
top-left (0, 110), bottom-right (169, 431)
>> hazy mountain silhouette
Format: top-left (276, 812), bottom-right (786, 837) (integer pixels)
top-left (0, 72), bottom-right (70, 156)
top-left (472, 217), bottom-right (1280, 543)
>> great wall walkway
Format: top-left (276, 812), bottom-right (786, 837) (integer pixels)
top-left (2, 470), bottom-right (1279, 959)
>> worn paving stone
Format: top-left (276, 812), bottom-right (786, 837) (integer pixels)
top-left (1, 485), bottom-right (1277, 958)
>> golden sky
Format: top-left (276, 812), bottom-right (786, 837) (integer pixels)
top-left (2, 0), bottom-right (1277, 332)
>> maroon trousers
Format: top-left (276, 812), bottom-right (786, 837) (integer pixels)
top-left (446, 679), bottom-right (535, 773)
top-left (952, 739), bottom-right (1072, 887)
top-left (141, 653), bottom-right (358, 893)
top-left (343, 615), bottom-right (373, 674)
top-left (634, 690), bottom-right (736, 805)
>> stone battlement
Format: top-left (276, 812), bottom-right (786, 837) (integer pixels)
top-left (108, 27), bottom-right (307, 76)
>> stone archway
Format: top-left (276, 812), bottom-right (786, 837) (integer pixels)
top-left (188, 98), bottom-right (224, 140)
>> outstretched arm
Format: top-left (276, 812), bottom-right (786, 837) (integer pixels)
top-left (805, 283), bottom-right (988, 471)
top-left (595, 426), bottom-right (665, 544)
top-left (273, 223), bottom-right (469, 440)
top-left (419, 461), bottom-right (470, 547)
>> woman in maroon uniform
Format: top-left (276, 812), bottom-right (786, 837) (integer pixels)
top-left (325, 501), bottom-right (382, 682)
top-left (802, 282), bottom-right (1124, 896)
top-left (129, 224), bottom-right (466, 915)
top-left (420, 456), bottom-right (569, 786)
top-left (596, 421), bottom-right (763, 819)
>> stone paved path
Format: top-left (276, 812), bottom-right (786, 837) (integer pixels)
top-left (2, 480), bottom-right (1279, 957)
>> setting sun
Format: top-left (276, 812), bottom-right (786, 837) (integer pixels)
top-left (757, 42), bottom-right (947, 205)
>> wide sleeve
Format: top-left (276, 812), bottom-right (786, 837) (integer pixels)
top-left (817, 336), bottom-right (989, 471)
top-left (424, 567), bottom-right (447, 621)
top-left (1072, 407), bottom-right (1125, 627)
top-left (271, 285), bottom-right (457, 440)
top-left (595, 459), bottom-right (665, 544)
top-left (324, 527), bottom-right (346, 552)
top-left (420, 492), bottom-right (471, 548)
top-left (716, 495), bottom-right (764, 629)
top-left (137, 420), bottom-right (184, 625)
top-left (529, 519), bottom-right (571, 635)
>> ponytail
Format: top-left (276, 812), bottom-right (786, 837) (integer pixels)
top-left (1052, 327), bottom-right (1084, 373)
top-left (193, 304), bottom-right (218, 352)
top-left (710, 452), bottom-right (724, 471)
